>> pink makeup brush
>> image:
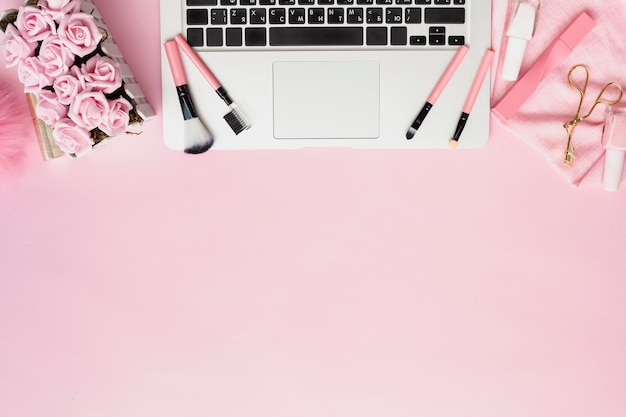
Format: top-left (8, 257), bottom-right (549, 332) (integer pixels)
top-left (164, 40), bottom-right (213, 154)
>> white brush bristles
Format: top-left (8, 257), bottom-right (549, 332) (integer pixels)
top-left (183, 117), bottom-right (213, 154)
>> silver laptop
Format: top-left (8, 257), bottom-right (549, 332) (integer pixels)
top-left (160, 0), bottom-right (491, 150)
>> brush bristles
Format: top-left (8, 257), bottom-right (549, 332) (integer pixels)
top-left (223, 105), bottom-right (251, 135)
top-left (184, 117), bottom-right (213, 154)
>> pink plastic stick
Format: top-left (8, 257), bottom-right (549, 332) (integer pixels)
top-left (463, 49), bottom-right (494, 114)
top-left (492, 12), bottom-right (595, 120)
top-left (427, 45), bottom-right (469, 104)
top-left (174, 34), bottom-right (222, 90)
top-left (164, 40), bottom-right (187, 87)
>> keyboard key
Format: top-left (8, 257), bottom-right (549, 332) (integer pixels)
top-left (187, 0), bottom-right (217, 5)
top-left (289, 8), bottom-right (306, 23)
top-left (410, 35), bottom-right (426, 45)
top-left (269, 27), bottom-right (363, 45)
top-left (448, 35), bottom-right (464, 45)
top-left (424, 7), bottom-right (465, 23)
top-left (390, 26), bottom-right (407, 45)
top-left (429, 26), bottom-right (445, 44)
top-left (187, 28), bottom-right (204, 46)
top-left (226, 27), bottom-right (242, 45)
top-left (230, 8), bottom-right (247, 24)
top-left (386, 8), bottom-right (402, 23)
top-left (346, 7), bottom-right (364, 23)
top-left (405, 7), bottom-right (421, 23)
top-left (279, 0), bottom-right (295, 4)
top-left (211, 9), bottom-right (227, 24)
top-left (187, 9), bottom-right (209, 25)
top-left (250, 8), bottom-right (267, 23)
top-left (414, 0), bottom-right (431, 4)
top-left (366, 8), bottom-right (383, 23)
top-left (206, 28), bottom-right (223, 46)
top-left (308, 8), bottom-right (325, 23)
top-left (245, 27), bottom-right (267, 45)
top-left (269, 8), bottom-right (286, 23)
top-left (220, 0), bottom-right (237, 5)
top-left (434, 0), bottom-right (451, 4)
top-left (366, 27), bottom-right (387, 45)
top-left (327, 8), bottom-right (345, 23)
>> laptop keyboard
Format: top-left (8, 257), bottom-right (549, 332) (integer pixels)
top-left (184, 0), bottom-right (468, 49)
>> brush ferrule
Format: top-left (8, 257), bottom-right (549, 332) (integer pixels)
top-left (452, 112), bottom-right (469, 141)
top-left (215, 87), bottom-right (233, 106)
top-left (176, 85), bottom-right (198, 120)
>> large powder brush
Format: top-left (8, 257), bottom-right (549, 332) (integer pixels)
top-left (0, 81), bottom-right (28, 178)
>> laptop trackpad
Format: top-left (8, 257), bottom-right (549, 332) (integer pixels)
top-left (273, 61), bottom-right (380, 139)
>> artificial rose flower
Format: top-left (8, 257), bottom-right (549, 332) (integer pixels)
top-left (0, 24), bottom-right (37, 68)
top-left (14, 5), bottom-right (56, 42)
top-left (39, 0), bottom-right (82, 23)
top-left (79, 55), bottom-right (122, 94)
top-left (52, 117), bottom-right (93, 157)
top-left (18, 56), bottom-right (51, 93)
top-left (35, 89), bottom-right (68, 126)
top-left (68, 89), bottom-right (110, 130)
top-left (53, 72), bottom-right (83, 105)
top-left (57, 12), bottom-right (103, 57)
top-left (38, 36), bottom-right (75, 78)
top-left (100, 97), bottom-right (132, 136)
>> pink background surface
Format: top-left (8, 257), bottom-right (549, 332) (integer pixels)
top-left (1, 1), bottom-right (625, 416)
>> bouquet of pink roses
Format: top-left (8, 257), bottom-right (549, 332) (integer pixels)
top-left (0, 0), bottom-right (152, 158)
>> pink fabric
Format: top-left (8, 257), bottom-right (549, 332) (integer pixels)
top-left (490, 0), bottom-right (626, 186)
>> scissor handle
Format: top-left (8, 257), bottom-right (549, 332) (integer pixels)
top-left (567, 64), bottom-right (589, 97)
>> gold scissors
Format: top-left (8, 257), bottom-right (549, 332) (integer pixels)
top-left (563, 64), bottom-right (623, 165)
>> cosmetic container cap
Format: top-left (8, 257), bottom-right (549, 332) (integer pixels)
top-left (502, 1), bottom-right (538, 81)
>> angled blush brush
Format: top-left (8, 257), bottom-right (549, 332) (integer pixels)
top-left (164, 40), bottom-right (213, 154)
top-left (174, 34), bottom-right (251, 135)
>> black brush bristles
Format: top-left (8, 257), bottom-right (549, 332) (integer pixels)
top-left (223, 105), bottom-right (251, 135)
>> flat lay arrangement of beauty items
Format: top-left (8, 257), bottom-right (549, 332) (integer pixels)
top-left (490, 0), bottom-right (626, 189)
top-left (2, 0), bottom-right (626, 192)
top-left (160, 0), bottom-right (493, 150)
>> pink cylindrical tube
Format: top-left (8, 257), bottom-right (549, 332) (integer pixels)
top-left (427, 45), bottom-right (469, 104)
top-left (174, 34), bottom-right (222, 90)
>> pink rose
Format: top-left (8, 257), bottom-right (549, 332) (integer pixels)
top-left (53, 72), bottom-right (83, 105)
top-left (39, 0), bottom-right (82, 22)
top-left (100, 97), bottom-right (132, 136)
top-left (52, 117), bottom-right (93, 157)
top-left (1, 24), bottom-right (37, 68)
top-left (79, 55), bottom-right (122, 94)
top-left (18, 56), bottom-right (51, 93)
top-left (14, 6), bottom-right (57, 42)
top-left (57, 12), bottom-right (103, 57)
top-left (68, 90), bottom-right (109, 130)
top-left (38, 36), bottom-right (75, 78)
top-left (35, 89), bottom-right (69, 126)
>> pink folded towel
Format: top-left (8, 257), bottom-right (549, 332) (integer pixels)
top-left (490, 0), bottom-right (626, 186)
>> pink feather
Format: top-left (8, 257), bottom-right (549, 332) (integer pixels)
top-left (0, 81), bottom-right (29, 178)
